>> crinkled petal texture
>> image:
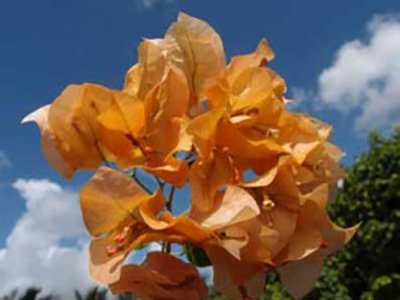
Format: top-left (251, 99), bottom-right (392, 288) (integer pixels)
top-left (24, 12), bottom-right (358, 300)
top-left (110, 252), bottom-right (208, 300)
top-left (80, 167), bottom-right (212, 285)
top-left (278, 191), bottom-right (359, 299)
top-left (22, 105), bottom-right (75, 178)
top-left (80, 167), bottom-right (151, 237)
top-left (23, 84), bottom-right (148, 177)
top-left (205, 245), bottom-right (265, 300)
top-left (80, 167), bottom-right (160, 284)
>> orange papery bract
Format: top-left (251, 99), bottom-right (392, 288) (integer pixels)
top-left (110, 251), bottom-right (208, 300)
top-left (24, 12), bottom-right (358, 300)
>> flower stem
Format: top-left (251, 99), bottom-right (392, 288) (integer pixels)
top-left (166, 185), bottom-right (175, 212)
top-left (131, 169), bottom-right (153, 194)
top-left (155, 176), bottom-right (165, 190)
top-left (162, 185), bottom-right (176, 253)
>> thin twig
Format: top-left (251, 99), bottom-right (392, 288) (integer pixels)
top-left (155, 176), bottom-right (165, 190)
top-left (162, 185), bottom-right (176, 253)
top-left (166, 185), bottom-right (176, 212)
top-left (184, 150), bottom-right (195, 161)
top-left (131, 169), bottom-right (153, 194)
top-left (166, 241), bottom-right (172, 253)
top-left (187, 158), bottom-right (196, 167)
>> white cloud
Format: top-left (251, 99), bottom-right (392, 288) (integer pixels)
top-left (0, 179), bottom-right (94, 298)
top-left (289, 87), bottom-right (316, 109)
top-left (0, 151), bottom-right (11, 170)
top-left (0, 179), bottom-right (203, 298)
top-left (317, 15), bottom-right (400, 133)
top-left (0, 178), bottom-right (214, 298)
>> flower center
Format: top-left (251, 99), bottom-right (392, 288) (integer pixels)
top-left (106, 223), bottom-right (148, 257)
top-left (262, 196), bottom-right (275, 211)
top-left (216, 230), bottom-right (246, 242)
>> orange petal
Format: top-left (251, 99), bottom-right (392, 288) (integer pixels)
top-left (239, 219), bottom-right (277, 265)
top-left (80, 167), bottom-right (149, 237)
top-left (165, 13), bottom-right (226, 109)
top-left (143, 66), bottom-right (190, 159)
top-left (230, 67), bottom-right (273, 112)
top-left (143, 156), bottom-right (189, 187)
top-left (110, 252), bottom-right (208, 300)
top-left (291, 141), bottom-right (321, 165)
top-left (216, 225), bottom-right (249, 260)
top-left (85, 84), bottom-right (145, 169)
top-left (266, 162), bottom-right (302, 209)
top-left (227, 38), bottom-right (275, 86)
top-left (277, 185), bottom-right (359, 267)
top-left (89, 236), bottom-right (128, 285)
top-left (29, 83), bottom-right (147, 175)
top-left (159, 212), bottom-right (212, 245)
top-left (278, 112), bottom-right (326, 144)
top-left (123, 64), bottom-right (141, 97)
top-left (187, 107), bottom-right (225, 158)
top-left (262, 206), bottom-right (298, 257)
top-left (201, 185), bottom-right (260, 230)
top-left (216, 120), bottom-right (281, 174)
top-left (189, 153), bottom-right (232, 220)
top-left (136, 39), bottom-right (167, 100)
top-left (89, 231), bottom-right (186, 286)
top-left (22, 105), bottom-right (75, 178)
top-left (280, 250), bottom-right (325, 300)
top-left (26, 85), bottom-right (106, 178)
top-left (206, 245), bottom-right (264, 299)
top-left (138, 189), bottom-right (169, 230)
top-left (240, 165), bottom-right (278, 188)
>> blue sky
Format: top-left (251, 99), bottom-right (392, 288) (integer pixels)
top-left (1, 0), bottom-right (400, 296)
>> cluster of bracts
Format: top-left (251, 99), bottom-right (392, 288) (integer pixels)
top-left (24, 13), bottom-right (357, 300)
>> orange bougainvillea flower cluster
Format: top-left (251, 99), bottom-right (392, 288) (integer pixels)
top-left (24, 13), bottom-right (358, 300)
